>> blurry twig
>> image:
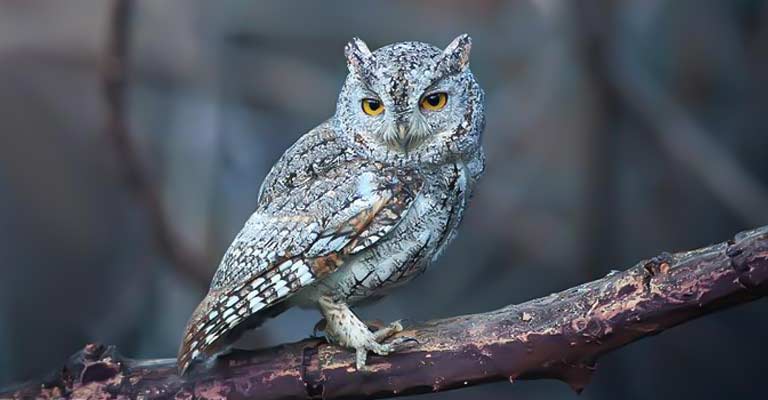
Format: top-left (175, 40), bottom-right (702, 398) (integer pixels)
top-left (611, 46), bottom-right (768, 225)
top-left (572, 1), bottom-right (621, 279)
top-left (103, 0), bottom-right (210, 290)
top-left (5, 225), bottom-right (768, 399)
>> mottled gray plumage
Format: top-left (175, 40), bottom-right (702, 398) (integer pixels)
top-left (178, 34), bottom-right (486, 373)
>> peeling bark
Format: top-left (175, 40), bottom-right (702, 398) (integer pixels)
top-left (2, 226), bottom-right (767, 399)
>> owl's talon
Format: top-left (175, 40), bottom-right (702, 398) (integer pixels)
top-left (363, 319), bottom-right (386, 331)
top-left (372, 319), bottom-right (404, 341)
top-left (388, 336), bottom-right (419, 350)
top-left (372, 336), bottom-right (417, 355)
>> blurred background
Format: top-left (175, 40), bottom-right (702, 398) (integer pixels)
top-left (1, 0), bottom-right (767, 398)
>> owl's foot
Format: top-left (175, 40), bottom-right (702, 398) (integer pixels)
top-left (372, 319), bottom-right (403, 340)
top-left (318, 296), bottom-right (417, 370)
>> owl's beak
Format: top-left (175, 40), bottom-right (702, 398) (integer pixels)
top-left (395, 121), bottom-right (411, 152)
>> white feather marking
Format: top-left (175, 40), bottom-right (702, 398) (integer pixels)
top-left (249, 299), bottom-right (265, 311)
top-left (327, 236), bottom-right (349, 251)
top-left (298, 272), bottom-right (313, 285)
top-left (292, 263), bottom-right (309, 276)
top-left (225, 313), bottom-right (239, 325)
top-left (310, 236), bottom-right (333, 252)
top-left (276, 286), bottom-right (289, 298)
top-left (273, 278), bottom-right (287, 291)
top-left (356, 171), bottom-right (377, 198)
top-left (250, 277), bottom-right (265, 288)
top-left (279, 260), bottom-right (294, 271)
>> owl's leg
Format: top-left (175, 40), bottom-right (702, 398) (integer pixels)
top-left (318, 295), bottom-right (414, 370)
top-left (311, 318), bottom-right (390, 337)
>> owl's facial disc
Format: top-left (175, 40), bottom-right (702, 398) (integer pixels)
top-left (337, 35), bottom-right (480, 160)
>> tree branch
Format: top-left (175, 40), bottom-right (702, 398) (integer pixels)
top-left (3, 225), bottom-right (767, 399)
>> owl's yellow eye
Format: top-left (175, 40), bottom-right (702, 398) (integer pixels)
top-left (420, 92), bottom-right (448, 111)
top-left (361, 98), bottom-right (384, 116)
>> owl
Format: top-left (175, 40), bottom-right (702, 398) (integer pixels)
top-left (178, 34), bottom-right (486, 374)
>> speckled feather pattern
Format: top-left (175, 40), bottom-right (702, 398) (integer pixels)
top-left (178, 35), bottom-right (486, 373)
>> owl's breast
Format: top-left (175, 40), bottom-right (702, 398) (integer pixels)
top-left (297, 162), bottom-right (471, 306)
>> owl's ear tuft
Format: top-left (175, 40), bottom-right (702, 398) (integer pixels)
top-left (440, 34), bottom-right (472, 74)
top-left (345, 37), bottom-right (373, 77)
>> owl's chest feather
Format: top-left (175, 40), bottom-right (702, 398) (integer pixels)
top-left (302, 162), bottom-right (471, 305)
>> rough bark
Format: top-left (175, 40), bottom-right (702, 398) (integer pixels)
top-left (2, 225), bottom-right (767, 400)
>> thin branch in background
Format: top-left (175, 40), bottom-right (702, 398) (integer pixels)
top-left (103, 0), bottom-right (210, 290)
top-left (611, 46), bottom-right (768, 225)
top-left (572, 0), bottom-right (622, 280)
top-left (4, 225), bottom-right (767, 399)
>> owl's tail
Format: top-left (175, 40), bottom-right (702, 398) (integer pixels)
top-left (177, 287), bottom-right (291, 375)
top-left (177, 292), bottom-right (226, 375)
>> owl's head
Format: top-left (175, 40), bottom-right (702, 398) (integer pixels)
top-left (334, 35), bottom-right (484, 166)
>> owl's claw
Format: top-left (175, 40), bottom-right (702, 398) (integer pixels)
top-left (373, 336), bottom-right (419, 355)
top-left (354, 321), bottom-right (417, 371)
top-left (389, 336), bottom-right (419, 348)
top-left (373, 319), bottom-right (403, 341)
top-left (318, 296), bottom-right (417, 371)
top-left (354, 336), bottom-right (419, 370)
top-left (363, 319), bottom-right (387, 332)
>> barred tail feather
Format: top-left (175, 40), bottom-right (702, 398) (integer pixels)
top-left (177, 259), bottom-right (315, 374)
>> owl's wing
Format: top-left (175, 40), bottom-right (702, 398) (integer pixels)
top-left (178, 157), bottom-right (423, 373)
